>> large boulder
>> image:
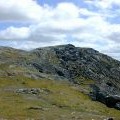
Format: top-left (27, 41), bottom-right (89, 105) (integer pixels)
top-left (90, 85), bottom-right (120, 110)
top-left (106, 95), bottom-right (120, 109)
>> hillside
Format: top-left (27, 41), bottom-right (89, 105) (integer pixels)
top-left (0, 44), bottom-right (120, 119)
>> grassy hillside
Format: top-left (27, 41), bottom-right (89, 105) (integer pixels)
top-left (0, 76), bottom-right (120, 120)
top-left (0, 45), bottom-right (120, 119)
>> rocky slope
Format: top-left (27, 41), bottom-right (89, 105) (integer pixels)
top-left (0, 44), bottom-right (120, 110)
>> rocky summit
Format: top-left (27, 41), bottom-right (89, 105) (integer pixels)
top-left (31, 44), bottom-right (120, 110)
top-left (0, 44), bottom-right (120, 119)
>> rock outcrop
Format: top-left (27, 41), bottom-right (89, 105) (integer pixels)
top-left (90, 84), bottom-right (120, 109)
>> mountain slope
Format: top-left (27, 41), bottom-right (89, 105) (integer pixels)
top-left (0, 44), bottom-right (120, 119)
top-left (0, 76), bottom-right (120, 120)
top-left (31, 44), bottom-right (120, 84)
top-left (1, 44), bottom-right (120, 84)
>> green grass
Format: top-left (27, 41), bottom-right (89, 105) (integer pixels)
top-left (0, 76), bottom-right (120, 120)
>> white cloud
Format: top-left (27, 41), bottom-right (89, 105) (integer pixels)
top-left (0, 1), bottom-right (120, 60)
top-left (11, 40), bottom-right (66, 50)
top-left (54, 2), bottom-right (80, 19)
top-left (0, 0), bottom-right (43, 22)
top-left (85, 0), bottom-right (120, 9)
top-left (0, 27), bottom-right (30, 40)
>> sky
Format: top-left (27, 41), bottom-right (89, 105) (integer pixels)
top-left (0, 0), bottom-right (120, 60)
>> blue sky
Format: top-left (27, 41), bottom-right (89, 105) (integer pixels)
top-left (38, 0), bottom-right (83, 6)
top-left (0, 0), bottom-right (120, 60)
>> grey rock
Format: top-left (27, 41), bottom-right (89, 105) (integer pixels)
top-left (106, 118), bottom-right (114, 120)
top-left (115, 102), bottom-right (120, 110)
top-left (16, 88), bottom-right (51, 95)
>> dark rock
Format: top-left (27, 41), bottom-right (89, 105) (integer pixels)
top-left (28, 106), bottom-right (49, 111)
top-left (90, 84), bottom-right (120, 109)
top-left (106, 95), bottom-right (120, 108)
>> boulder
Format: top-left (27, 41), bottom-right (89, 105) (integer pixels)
top-left (16, 88), bottom-right (51, 95)
top-left (106, 95), bottom-right (120, 109)
top-left (90, 85), bottom-right (120, 109)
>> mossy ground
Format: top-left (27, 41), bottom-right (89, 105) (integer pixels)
top-left (0, 76), bottom-right (120, 120)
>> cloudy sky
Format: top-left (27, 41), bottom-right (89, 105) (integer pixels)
top-left (0, 0), bottom-right (120, 60)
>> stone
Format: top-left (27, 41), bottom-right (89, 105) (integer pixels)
top-left (28, 106), bottom-right (49, 111)
top-left (16, 88), bottom-right (51, 95)
top-left (106, 95), bottom-right (120, 108)
top-left (115, 102), bottom-right (120, 110)
top-left (107, 118), bottom-right (114, 120)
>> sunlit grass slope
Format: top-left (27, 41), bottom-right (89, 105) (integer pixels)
top-left (0, 76), bottom-right (120, 120)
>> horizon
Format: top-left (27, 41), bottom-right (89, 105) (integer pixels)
top-left (1, 44), bottom-right (119, 62)
top-left (0, 0), bottom-right (120, 60)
